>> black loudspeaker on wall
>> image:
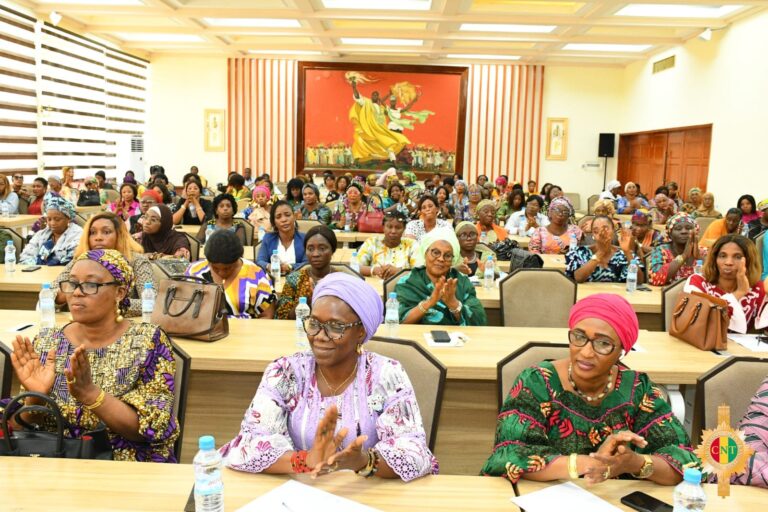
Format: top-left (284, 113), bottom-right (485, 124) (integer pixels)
top-left (598, 133), bottom-right (615, 158)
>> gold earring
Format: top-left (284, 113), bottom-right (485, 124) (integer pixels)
top-left (356, 344), bottom-right (364, 355)
top-left (115, 302), bottom-right (124, 323)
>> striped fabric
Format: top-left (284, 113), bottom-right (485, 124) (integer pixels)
top-left (733, 376), bottom-right (768, 488)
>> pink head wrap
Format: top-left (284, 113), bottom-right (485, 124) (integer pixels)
top-left (252, 185), bottom-right (271, 201)
top-left (568, 294), bottom-right (639, 354)
top-left (495, 176), bottom-right (507, 186)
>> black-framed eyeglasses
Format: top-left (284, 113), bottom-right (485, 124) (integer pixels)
top-left (457, 231), bottom-right (478, 240)
top-left (60, 280), bottom-right (120, 295)
top-left (428, 247), bottom-right (454, 262)
top-left (303, 317), bottom-right (362, 341)
top-left (568, 330), bottom-right (618, 356)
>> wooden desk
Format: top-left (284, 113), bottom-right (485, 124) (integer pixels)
top-left (0, 457), bottom-right (516, 512)
top-left (517, 478), bottom-right (766, 511)
top-left (335, 250), bottom-right (564, 272)
top-left (75, 205), bottom-right (103, 216)
top-left (0, 214), bottom-right (38, 236)
top-left (0, 265), bottom-right (63, 309)
top-left (176, 224), bottom-right (201, 236)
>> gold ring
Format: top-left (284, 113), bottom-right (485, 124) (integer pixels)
top-left (66, 377), bottom-right (76, 385)
top-left (603, 467), bottom-right (611, 479)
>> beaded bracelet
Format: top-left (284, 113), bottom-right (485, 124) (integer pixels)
top-left (290, 450), bottom-right (312, 473)
top-left (356, 449), bottom-right (381, 478)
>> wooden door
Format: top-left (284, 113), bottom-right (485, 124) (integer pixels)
top-left (617, 132), bottom-right (667, 197)
top-left (664, 127), bottom-right (711, 198)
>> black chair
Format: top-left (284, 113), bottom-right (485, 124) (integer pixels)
top-left (0, 341), bottom-right (11, 398)
top-left (170, 340), bottom-right (191, 461)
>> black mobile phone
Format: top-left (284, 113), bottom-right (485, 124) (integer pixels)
top-left (431, 330), bottom-right (451, 343)
top-left (620, 491), bottom-right (673, 512)
top-left (21, 265), bottom-right (41, 272)
top-left (636, 284), bottom-right (652, 292)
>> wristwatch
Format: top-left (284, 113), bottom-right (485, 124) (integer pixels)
top-left (632, 454), bottom-right (654, 479)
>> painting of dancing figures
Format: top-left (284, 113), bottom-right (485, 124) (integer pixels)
top-left (298, 62), bottom-right (467, 175)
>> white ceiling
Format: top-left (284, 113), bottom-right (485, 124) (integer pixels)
top-left (16, 0), bottom-right (766, 66)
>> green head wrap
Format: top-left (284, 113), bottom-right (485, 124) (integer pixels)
top-left (415, 227), bottom-right (462, 267)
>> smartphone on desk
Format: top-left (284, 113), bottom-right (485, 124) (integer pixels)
top-left (620, 491), bottom-right (672, 512)
top-left (431, 330), bottom-right (452, 344)
top-left (21, 265), bottom-right (41, 272)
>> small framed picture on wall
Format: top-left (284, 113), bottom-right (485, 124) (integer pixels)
top-left (545, 117), bottom-right (568, 160)
top-left (204, 109), bottom-right (225, 152)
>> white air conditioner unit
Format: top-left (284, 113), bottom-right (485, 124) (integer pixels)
top-left (130, 136), bottom-right (145, 182)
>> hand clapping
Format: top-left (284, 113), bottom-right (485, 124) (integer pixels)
top-left (10, 336), bottom-right (56, 395)
top-left (64, 345), bottom-right (100, 405)
top-left (308, 405), bottom-right (368, 478)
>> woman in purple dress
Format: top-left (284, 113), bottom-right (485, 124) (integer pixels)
top-left (221, 273), bottom-right (438, 481)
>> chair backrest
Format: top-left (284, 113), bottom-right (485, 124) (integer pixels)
top-left (475, 242), bottom-right (493, 254)
top-left (0, 227), bottom-right (24, 257)
top-left (326, 200), bottom-right (338, 212)
top-left (693, 357), bottom-right (768, 446)
top-left (367, 336), bottom-right (447, 451)
top-left (497, 342), bottom-right (570, 410)
top-left (564, 193), bottom-right (581, 212)
top-left (251, 240), bottom-right (261, 262)
top-left (103, 189), bottom-right (119, 204)
top-left (499, 269), bottom-right (576, 327)
top-left (181, 232), bottom-right (200, 261)
top-left (329, 263), bottom-right (363, 280)
top-left (0, 340), bottom-right (11, 398)
top-left (236, 198), bottom-right (250, 212)
top-left (586, 194), bottom-right (599, 214)
top-left (756, 231), bottom-right (765, 274)
top-left (383, 268), bottom-right (411, 298)
top-left (17, 197), bottom-right (29, 214)
top-left (238, 220), bottom-right (254, 246)
top-left (297, 219), bottom-right (322, 234)
top-left (661, 278), bottom-right (686, 331)
top-left (695, 216), bottom-right (716, 234)
top-left (73, 213), bottom-right (88, 228)
top-left (169, 339), bottom-right (191, 461)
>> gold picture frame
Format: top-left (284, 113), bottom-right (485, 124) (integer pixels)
top-left (545, 117), bottom-right (568, 160)
top-left (204, 109), bottom-right (225, 152)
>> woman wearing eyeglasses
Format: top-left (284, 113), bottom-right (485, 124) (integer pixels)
top-left (8, 249), bottom-right (179, 462)
top-left (529, 196), bottom-right (583, 255)
top-left (482, 294), bottom-right (699, 484)
top-left (395, 227), bottom-right (487, 326)
top-left (222, 273), bottom-right (438, 481)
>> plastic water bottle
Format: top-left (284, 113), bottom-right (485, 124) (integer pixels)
top-left (270, 249), bottom-right (281, 285)
top-left (344, 213), bottom-right (351, 232)
top-left (385, 292), bottom-right (399, 337)
top-left (39, 283), bottom-right (55, 329)
top-left (518, 215), bottom-right (527, 236)
top-left (258, 226), bottom-right (266, 242)
top-left (193, 435), bottom-right (224, 512)
top-left (205, 224), bottom-right (215, 243)
top-left (5, 240), bottom-right (15, 272)
top-left (0, 201), bottom-right (8, 219)
top-left (694, 259), bottom-right (703, 275)
top-left (672, 468), bottom-right (706, 512)
top-left (295, 297), bottom-right (310, 350)
top-left (141, 282), bottom-right (155, 323)
top-left (741, 223), bottom-right (749, 237)
top-left (569, 233), bottom-right (578, 252)
top-left (626, 258), bottom-right (638, 293)
top-left (483, 255), bottom-right (495, 289)
top-left (350, 251), bottom-right (360, 273)
top-left (480, 230), bottom-right (488, 244)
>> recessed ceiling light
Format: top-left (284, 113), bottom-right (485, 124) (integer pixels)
top-left (563, 43), bottom-right (651, 52)
top-left (36, 0), bottom-right (142, 4)
top-left (446, 54), bottom-right (521, 60)
top-left (341, 48), bottom-right (423, 53)
top-left (459, 23), bottom-right (556, 33)
top-left (114, 33), bottom-right (205, 43)
top-left (248, 50), bottom-right (323, 55)
top-left (202, 18), bottom-right (301, 28)
top-left (615, 4), bottom-right (743, 18)
top-left (340, 37), bottom-right (423, 46)
top-left (322, 0), bottom-right (432, 10)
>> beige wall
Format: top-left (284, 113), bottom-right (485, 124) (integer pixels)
top-left (146, 55), bottom-right (228, 186)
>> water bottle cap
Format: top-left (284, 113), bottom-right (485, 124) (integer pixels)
top-left (696, 259), bottom-right (703, 265)
top-left (298, 297), bottom-right (307, 304)
top-left (198, 435), bottom-right (215, 451)
top-left (487, 255), bottom-right (493, 260)
top-left (272, 250), bottom-right (278, 255)
top-left (42, 282), bottom-right (51, 289)
top-left (352, 251), bottom-right (358, 256)
top-left (388, 292), bottom-right (397, 299)
top-left (5, 240), bottom-right (12, 246)
top-left (682, 467), bottom-right (702, 484)
top-left (144, 282), bottom-right (152, 289)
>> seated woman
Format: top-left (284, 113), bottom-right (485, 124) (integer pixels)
top-left (0, 174), bottom-right (19, 214)
top-left (196, 193), bottom-right (248, 244)
top-left (186, 230), bottom-right (276, 319)
top-left (402, 171), bottom-right (419, 190)
top-left (566, 216), bottom-right (644, 284)
top-left (55, 212), bottom-right (155, 317)
top-left (700, 208), bottom-right (743, 247)
top-left (129, 189), bottom-right (160, 239)
top-left (331, 182), bottom-right (368, 232)
top-left (579, 199), bottom-right (620, 236)
top-left (140, 204), bottom-right (191, 260)
top-left (296, 183), bottom-right (331, 225)
top-left (325, 175), bottom-right (349, 204)
top-left (9, 249), bottom-right (179, 461)
top-left (505, 195), bottom-right (549, 237)
top-left (455, 221), bottom-right (495, 278)
top-left (616, 182), bottom-right (649, 215)
top-left (396, 227), bottom-right (487, 326)
top-left (629, 210), bottom-right (665, 260)
top-left (475, 200), bottom-right (508, 243)
top-left (693, 192), bottom-right (722, 219)
top-left (285, 178), bottom-right (305, 211)
top-left (276, 225), bottom-right (337, 320)
top-left (225, 173), bottom-right (250, 201)
top-left (648, 213), bottom-right (706, 286)
top-left (256, 200), bottom-right (306, 275)
top-left (738, 194), bottom-right (761, 225)
top-left (403, 195), bottom-right (452, 243)
top-left (20, 195), bottom-right (83, 266)
top-left (222, 273), bottom-right (437, 481)
top-left (723, 375), bottom-right (768, 488)
top-left (172, 180), bottom-right (211, 226)
top-left (496, 189), bottom-right (525, 224)
top-left (450, 179), bottom-right (471, 222)
top-left (244, 185), bottom-right (273, 233)
top-left (109, 183), bottom-right (140, 224)
top-left (529, 197), bottom-right (583, 255)
top-left (683, 234), bottom-right (767, 333)
top-left (357, 210), bottom-right (417, 280)
top-left (27, 177), bottom-right (47, 216)
top-left (481, 294), bottom-right (700, 484)
top-left (466, 184), bottom-right (483, 221)
top-left (434, 185), bottom-right (454, 221)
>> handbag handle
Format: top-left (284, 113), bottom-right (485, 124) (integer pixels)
top-left (366, 194), bottom-right (383, 212)
top-left (163, 287), bottom-right (204, 318)
top-left (1, 391), bottom-right (66, 455)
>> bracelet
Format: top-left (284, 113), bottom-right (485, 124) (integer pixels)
top-left (83, 389), bottom-right (106, 411)
top-left (356, 449), bottom-right (380, 478)
top-left (673, 255), bottom-right (684, 264)
top-left (448, 301), bottom-right (463, 315)
top-left (290, 450), bottom-right (312, 473)
top-left (417, 301), bottom-right (429, 314)
top-left (568, 453), bottom-right (579, 479)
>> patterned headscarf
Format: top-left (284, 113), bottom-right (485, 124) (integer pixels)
top-left (44, 193), bottom-right (75, 219)
top-left (141, 188), bottom-right (162, 204)
top-left (631, 209), bottom-right (651, 224)
top-left (416, 227), bottom-right (462, 267)
top-left (312, 272), bottom-right (383, 344)
top-left (476, 199), bottom-right (497, 213)
top-left (548, 196), bottom-right (574, 217)
top-left (84, 177), bottom-right (98, 186)
top-left (403, 171), bottom-right (417, 184)
top-left (74, 249), bottom-right (134, 313)
top-left (252, 185), bottom-right (271, 201)
top-left (454, 221), bottom-right (476, 235)
top-left (758, 198), bottom-right (768, 212)
top-left (495, 176), bottom-right (507, 186)
top-left (302, 183), bottom-right (320, 198)
top-left (666, 212), bottom-right (698, 234)
top-left (455, 179), bottom-right (467, 191)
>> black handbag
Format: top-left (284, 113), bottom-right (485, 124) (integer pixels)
top-left (77, 190), bottom-right (101, 207)
top-left (0, 391), bottom-right (113, 459)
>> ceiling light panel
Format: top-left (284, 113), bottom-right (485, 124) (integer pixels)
top-left (446, 54), bottom-right (521, 60)
top-left (248, 50), bottom-right (323, 55)
top-left (322, 0), bottom-right (432, 10)
top-left (35, 0), bottom-right (142, 4)
top-left (615, 4), bottom-right (743, 18)
top-left (202, 18), bottom-right (301, 28)
top-left (340, 38), bottom-right (424, 46)
top-left (114, 33), bottom-right (205, 43)
top-left (459, 23), bottom-right (556, 33)
top-left (563, 43), bottom-right (651, 52)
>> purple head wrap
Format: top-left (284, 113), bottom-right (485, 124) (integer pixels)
top-left (312, 273), bottom-right (383, 343)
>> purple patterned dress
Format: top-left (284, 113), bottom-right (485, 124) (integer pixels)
top-left (220, 351), bottom-right (439, 481)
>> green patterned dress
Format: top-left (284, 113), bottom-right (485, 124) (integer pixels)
top-left (481, 362), bottom-right (700, 482)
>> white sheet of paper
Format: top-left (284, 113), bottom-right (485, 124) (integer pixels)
top-left (510, 482), bottom-right (622, 512)
top-left (423, 331), bottom-right (466, 347)
top-left (630, 342), bottom-right (646, 353)
top-left (729, 334), bottom-right (768, 352)
top-left (235, 479), bottom-right (381, 512)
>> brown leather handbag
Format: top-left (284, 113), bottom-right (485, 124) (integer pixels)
top-left (357, 194), bottom-right (384, 233)
top-left (151, 276), bottom-right (229, 342)
top-left (669, 291), bottom-right (730, 351)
